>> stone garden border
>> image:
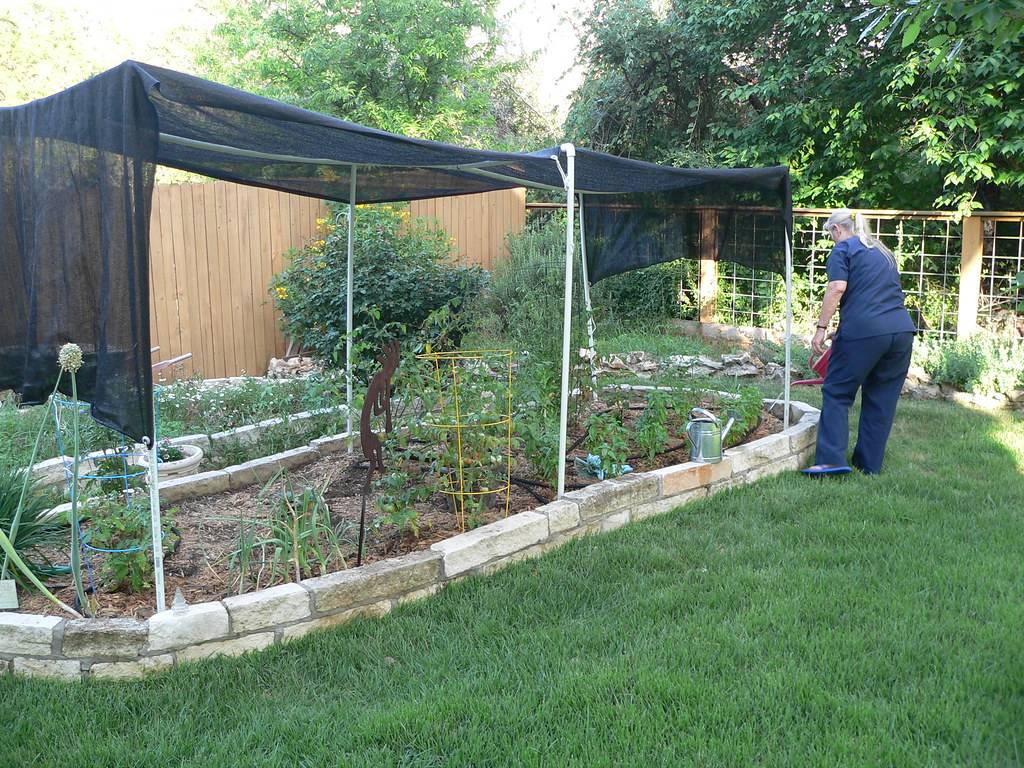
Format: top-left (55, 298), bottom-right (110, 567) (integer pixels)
top-left (30, 404), bottom-right (349, 490)
top-left (1, 399), bottom-right (819, 681)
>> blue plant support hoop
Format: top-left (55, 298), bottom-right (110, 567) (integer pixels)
top-left (51, 389), bottom-right (166, 611)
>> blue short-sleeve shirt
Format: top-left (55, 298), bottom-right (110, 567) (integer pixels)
top-left (826, 236), bottom-right (916, 340)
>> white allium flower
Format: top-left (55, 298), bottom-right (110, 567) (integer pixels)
top-left (58, 343), bottom-right (83, 373)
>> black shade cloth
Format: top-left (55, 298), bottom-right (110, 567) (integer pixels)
top-left (582, 164), bottom-right (792, 283)
top-left (1, 61), bottom-right (790, 441)
top-left (1, 64), bottom-right (157, 441)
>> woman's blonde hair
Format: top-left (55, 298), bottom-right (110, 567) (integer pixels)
top-left (825, 208), bottom-right (897, 267)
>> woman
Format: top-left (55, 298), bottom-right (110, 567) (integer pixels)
top-left (802, 209), bottom-right (916, 476)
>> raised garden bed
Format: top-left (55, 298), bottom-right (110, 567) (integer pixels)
top-left (0, 399), bottom-right (819, 680)
top-left (18, 394), bottom-right (783, 620)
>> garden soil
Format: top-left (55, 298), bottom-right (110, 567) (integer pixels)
top-left (19, 408), bottom-right (781, 619)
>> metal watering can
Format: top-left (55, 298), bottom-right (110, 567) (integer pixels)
top-left (685, 407), bottom-right (736, 464)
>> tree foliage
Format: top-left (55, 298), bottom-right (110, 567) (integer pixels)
top-left (197, 0), bottom-right (542, 146)
top-left (566, 0), bottom-right (1024, 211)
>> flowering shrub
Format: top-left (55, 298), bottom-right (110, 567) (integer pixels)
top-left (916, 333), bottom-right (1024, 396)
top-left (270, 204), bottom-right (484, 370)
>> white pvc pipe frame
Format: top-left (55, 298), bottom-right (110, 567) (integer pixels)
top-left (141, 144), bottom-right (793, 613)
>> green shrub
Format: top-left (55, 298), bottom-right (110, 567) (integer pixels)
top-left (271, 204), bottom-right (484, 369)
top-left (592, 261), bottom-right (686, 324)
top-left (0, 468), bottom-right (66, 587)
top-left (916, 334), bottom-right (1024, 396)
top-left (86, 499), bottom-right (178, 593)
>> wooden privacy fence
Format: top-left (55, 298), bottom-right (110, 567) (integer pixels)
top-left (148, 182), bottom-right (526, 380)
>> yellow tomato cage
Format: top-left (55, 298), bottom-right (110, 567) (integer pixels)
top-left (416, 349), bottom-right (514, 531)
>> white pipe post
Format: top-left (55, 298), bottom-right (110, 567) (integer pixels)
top-left (783, 231), bottom-right (793, 430)
top-left (147, 435), bottom-right (165, 613)
top-left (346, 167), bottom-right (357, 451)
top-left (556, 144), bottom-right (576, 498)
top-left (577, 193), bottom-right (597, 386)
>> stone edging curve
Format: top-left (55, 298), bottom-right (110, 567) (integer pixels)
top-left (0, 399), bottom-right (819, 681)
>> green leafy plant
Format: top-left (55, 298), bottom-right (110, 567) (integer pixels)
top-left (271, 205), bottom-right (484, 370)
top-left (157, 441), bottom-right (185, 463)
top-left (87, 500), bottom-right (179, 594)
top-left (917, 334), bottom-right (1024, 396)
top-left (584, 408), bottom-right (631, 478)
top-left (89, 453), bottom-right (147, 496)
top-left (636, 391), bottom-right (671, 460)
top-left (373, 470), bottom-right (430, 540)
top-left (232, 476), bottom-right (352, 586)
top-left (0, 468), bottom-right (66, 587)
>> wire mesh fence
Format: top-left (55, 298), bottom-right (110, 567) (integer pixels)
top-left (711, 210), bottom-right (1023, 341)
top-left (525, 204), bottom-right (1024, 343)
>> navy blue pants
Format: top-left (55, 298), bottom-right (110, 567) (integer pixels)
top-left (815, 332), bottom-right (914, 474)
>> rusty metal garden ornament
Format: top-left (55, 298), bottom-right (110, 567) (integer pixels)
top-left (357, 341), bottom-right (401, 566)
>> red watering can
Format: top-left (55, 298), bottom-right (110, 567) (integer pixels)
top-left (793, 346), bottom-right (832, 387)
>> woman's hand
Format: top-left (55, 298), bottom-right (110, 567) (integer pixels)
top-left (812, 328), bottom-right (828, 355)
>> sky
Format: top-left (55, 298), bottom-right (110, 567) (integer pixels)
top-left (2, 0), bottom-right (587, 120)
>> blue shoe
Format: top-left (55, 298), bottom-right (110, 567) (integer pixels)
top-left (800, 464), bottom-right (853, 476)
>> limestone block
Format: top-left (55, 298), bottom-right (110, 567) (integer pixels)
top-left (223, 583), bottom-right (311, 635)
top-left (62, 618), bottom-right (147, 658)
top-left (0, 613), bottom-right (61, 656)
top-left (211, 423), bottom-right (261, 447)
top-left (726, 433), bottom-right (791, 473)
top-left (564, 473), bottom-right (658, 522)
top-left (281, 601), bottom-right (392, 643)
top-left (225, 456), bottom-right (283, 488)
top-left (534, 499), bottom-right (580, 534)
top-left (788, 420), bottom-right (818, 453)
top-left (746, 454), bottom-right (801, 483)
top-left (431, 511), bottom-right (549, 578)
top-left (12, 657), bottom-right (81, 680)
top-left (309, 433), bottom-right (352, 454)
top-left (475, 540), bottom-right (560, 576)
top-left (31, 456), bottom-right (70, 487)
top-left (274, 446), bottom-right (320, 471)
top-left (302, 550), bottom-right (441, 614)
top-left (600, 510), bottom-right (630, 532)
top-left (90, 654), bottom-right (174, 680)
top-left (632, 488), bottom-right (708, 521)
top-left (177, 632), bottom-right (275, 662)
top-left (159, 470), bottom-right (230, 503)
top-left (147, 602), bottom-right (230, 652)
top-left (226, 447), bottom-right (320, 488)
top-left (395, 583), bottom-right (443, 607)
top-left (650, 459), bottom-right (732, 496)
top-left (167, 433), bottom-right (212, 452)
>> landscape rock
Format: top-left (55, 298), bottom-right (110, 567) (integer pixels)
top-left (223, 583), bottom-right (311, 634)
top-left (0, 613), bottom-right (61, 655)
top-left (564, 473), bottom-right (659, 522)
top-left (302, 550), bottom-right (442, 614)
top-left (62, 618), bottom-right (147, 658)
top-left (281, 601), bottom-right (392, 643)
top-left (90, 654), bottom-right (174, 680)
top-left (431, 512), bottom-right (548, 577)
top-left (159, 469), bottom-right (230, 503)
top-left (267, 356), bottom-right (321, 379)
top-left (12, 657), bottom-right (80, 680)
top-left (148, 602), bottom-right (230, 652)
top-left (534, 499), bottom-right (581, 534)
top-left (177, 632), bottom-right (275, 662)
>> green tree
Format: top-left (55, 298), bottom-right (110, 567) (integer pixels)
top-left (197, 0), bottom-right (540, 146)
top-left (566, 0), bottom-right (1024, 211)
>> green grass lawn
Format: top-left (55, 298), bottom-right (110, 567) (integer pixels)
top-left (2, 397), bottom-right (1022, 767)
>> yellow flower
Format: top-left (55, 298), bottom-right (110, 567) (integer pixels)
top-left (316, 261), bottom-right (327, 270)
top-left (275, 286), bottom-right (289, 300)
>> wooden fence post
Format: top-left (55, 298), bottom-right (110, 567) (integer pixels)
top-left (698, 209), bottom-right (718, 323)
top-left (957, 216), bottom-right (984, 337)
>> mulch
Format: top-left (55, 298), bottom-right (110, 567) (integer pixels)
top-left (18, 405), bottom-right (781, 619)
